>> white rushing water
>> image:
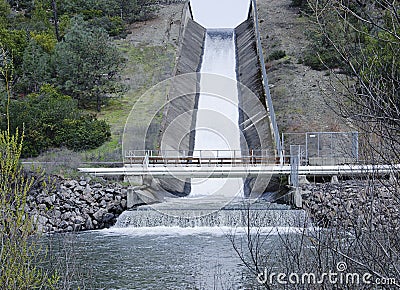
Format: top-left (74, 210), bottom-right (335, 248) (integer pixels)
top-left (101, 226), bottom-right (307, 237)
top-left (190, 30), bottom-right (244, 198)
top-left (188, 1), bottom-right (251, 199)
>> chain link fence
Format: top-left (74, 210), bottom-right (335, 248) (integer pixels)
top-left (282, 132), bottom-right (359, 165)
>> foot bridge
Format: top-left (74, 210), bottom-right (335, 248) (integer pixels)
top-left (79, 0), bottom-right (399, 201)
top-left (79, 149), bottom-right (399, 182)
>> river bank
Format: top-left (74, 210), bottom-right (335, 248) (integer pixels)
top-left (28, 177), bottom-right (128, 233)
top-left (301, 179), bottom-right (399, 231)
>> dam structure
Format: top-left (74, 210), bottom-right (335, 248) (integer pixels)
top-left (81, 0), bottom-right (309, 226)
top-left (152, 0), bottom-right (279, 200)
top-left (77, 1), bottom-right (398, 228)
top-left (111, 0), bottom-right (308, 227)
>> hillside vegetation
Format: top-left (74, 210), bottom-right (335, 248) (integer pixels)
top-left (0, 0), bottom-right (160, 158)
top-left (297, 0), bottom-right (399, 163)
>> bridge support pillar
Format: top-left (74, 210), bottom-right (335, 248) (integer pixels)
top-left (331, 175), bottom-right (339, 184)
top-left (291, 187), bottom-right (302, 209)
top-left (298, 175), bottom-right (309, 185)
top-left (125, 175), bottom-right (143, 186)
top-left (288, 175), bottom-right (309, 186)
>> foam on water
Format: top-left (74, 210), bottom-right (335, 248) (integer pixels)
top-left (100, 226), bottom-right (308, 237)
top-left (114, 203), bottom-right (308, 228)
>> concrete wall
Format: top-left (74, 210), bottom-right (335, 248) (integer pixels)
top-left (157, 3), bottom-right (206, 196)
top-left (235, 7), bottom-right (277, 197)
top-left (235, 18), bottom-right (266, 109)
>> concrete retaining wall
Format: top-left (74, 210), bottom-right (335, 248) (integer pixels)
top-left (235, 18), bottom-right (266, 109)
top-left (157, 3), bottom-right (206, 196)
top-left (235, 6), bottom-right (277, 197)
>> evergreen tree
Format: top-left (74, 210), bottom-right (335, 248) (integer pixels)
top-left (21, 38), bottom-right (52, 92)
top-left (54, 16), bottom-right (122, 111)
top-left (0, 28), bottom-right (28, 76)
top-left (0, 0), bottom-right (10, 28)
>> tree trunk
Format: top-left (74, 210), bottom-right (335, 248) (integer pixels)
top-left (97, 94), bottom-right (101, 112)
top-left (51, 0), bottom-right (60, 41)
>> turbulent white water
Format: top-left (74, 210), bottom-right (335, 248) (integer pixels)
top-left (190, 30), bottom-right (244, 198)
top-left (114, 204), bottom-right (307, 228)
top-left (101, 226), bottom-right (307, 237)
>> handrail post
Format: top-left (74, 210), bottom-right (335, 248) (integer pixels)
top-left (199, 150), bottom-right (202, 166)
top-left (143, 152), bottom-right (149, 170)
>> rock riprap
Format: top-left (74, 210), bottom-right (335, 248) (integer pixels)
top-left (27, 178), bottom-right (128, 233)
top-left (301, 180), bottom-right (399, 231)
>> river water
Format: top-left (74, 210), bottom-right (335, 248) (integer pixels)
top-left (45, 226), bottom-right (303, 289)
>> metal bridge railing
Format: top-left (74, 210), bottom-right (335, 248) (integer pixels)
top-left (124, 149), bottom-right (277, 167)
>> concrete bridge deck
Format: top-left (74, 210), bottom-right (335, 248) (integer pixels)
top-left (79, 164), bottom-right (400, 178)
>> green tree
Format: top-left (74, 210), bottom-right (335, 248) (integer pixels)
top-left (0, 28), bottom-right (28, 76)
top-left (55, 115), bottom-right (111, 151)
top-left (20, 37), bottom-right (52, 92)
top-left (7, 0), bottom-right (35, 11)
top-left (30, 0), bottom-right (53, 31)
top-left (361, 31), bottom-right (400, 109)
top-left (6, 85), bottom-right (111, 157)
top-left (0, 0), bottom-right (10, 28)
top-left (30, 31), bottom-right (57, 53)
top-left (55, 0), bottom-right (157, 35)
top-left (54, 16), bottom-right (122, 111)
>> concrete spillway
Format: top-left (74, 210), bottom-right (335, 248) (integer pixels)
top-left (112, 1), bottom-right (306, 229)
top-left (156, 0), bottom-right (278, 198)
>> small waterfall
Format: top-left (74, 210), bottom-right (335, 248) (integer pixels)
top-left (115, 202), bottom-right (308, 228)
top-left (190, 30), bottom-right (244, 199)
